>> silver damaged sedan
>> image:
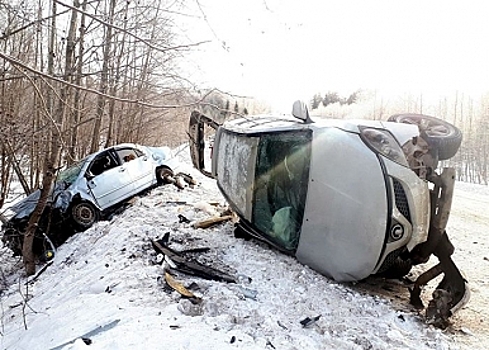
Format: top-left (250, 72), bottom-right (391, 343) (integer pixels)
top-left (2, 143), bottom-right (180, 253)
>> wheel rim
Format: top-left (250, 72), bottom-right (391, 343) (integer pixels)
top-left (74, 204), bottom-right (95, 225)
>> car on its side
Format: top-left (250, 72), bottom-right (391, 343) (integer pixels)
top-left (188, 101), bottom-right (469, 327)
top-left (1, 143), bottom-right (179, 255)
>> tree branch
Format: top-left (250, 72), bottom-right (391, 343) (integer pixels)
top-left (0, 51), bottom-right (216, 109)
top-left (54, 0), bottom-right (210, 53)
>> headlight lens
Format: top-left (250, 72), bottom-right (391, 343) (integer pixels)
top-left (360, 127), bottom-right (409, 166)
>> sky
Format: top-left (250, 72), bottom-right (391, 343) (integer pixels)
top-left (1, 149), bottom-right (488, 349)
top-left (180, 0), bottom-right (489, 112)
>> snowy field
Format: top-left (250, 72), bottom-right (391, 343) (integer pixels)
top-left (0, 149), bottom-right (487, 350)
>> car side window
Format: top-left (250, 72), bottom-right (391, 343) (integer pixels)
top-left (88, 153), bottom-right (118, 176)
top-left (117, 149), bottom-right (139, 163)
top-left (252, 131), bottom-right (312, 251)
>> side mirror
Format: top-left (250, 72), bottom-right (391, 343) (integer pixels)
top-left (292, 100), bottom-right (314, 124)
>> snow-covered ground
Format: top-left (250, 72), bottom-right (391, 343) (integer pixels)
top-left (0, 149), bottom-right (487, 350)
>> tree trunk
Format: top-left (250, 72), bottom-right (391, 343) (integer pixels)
top-left (90, 0), bottom-right (116, 153)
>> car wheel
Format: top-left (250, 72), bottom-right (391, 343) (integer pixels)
top-left (388, 113), bottom-right (462, 160)
top-left (71, 202), bottom-right (99, 229)
top-left (156, 167), bottom-right (174, 185)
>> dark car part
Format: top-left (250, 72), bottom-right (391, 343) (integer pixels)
top-left (188, 110), bottom-right (220, 178)
top-left (388, 113), bottom-right (462, 161)
top-left (408, 167), bottom-right (469, 327)
top-left (156, 166), bottom-right (175, 185)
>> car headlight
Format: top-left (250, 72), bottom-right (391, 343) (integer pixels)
top-left (360, 127), bottom-right (409, 167)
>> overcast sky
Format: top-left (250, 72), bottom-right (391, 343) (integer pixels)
top-left (181, 0), bottom-right (489, 111)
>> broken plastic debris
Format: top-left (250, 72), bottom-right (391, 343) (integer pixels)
top-left (300, 315), bottom-right (321, 327)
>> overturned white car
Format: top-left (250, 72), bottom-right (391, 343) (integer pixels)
top-left (189, 101), bottom-right (469, 327)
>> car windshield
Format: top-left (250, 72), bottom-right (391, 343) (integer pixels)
top-left (252, 130), bottom-right (312, 251)
top-left (57, 158), bottom-right (89, 185)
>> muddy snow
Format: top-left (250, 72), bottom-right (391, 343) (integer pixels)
top-left (0, 149), bottom-right (487, 350)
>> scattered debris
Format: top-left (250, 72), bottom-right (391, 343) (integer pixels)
top-left (164, 272), bottom-right (201, 302)
top-left (179, 247), bottom-right (211, 255)
top-left (178, 214), bottom-right (191, 224)
top-left (300, 315), bottom-right (321, 328)
top-left (177, 299), bottom-right (203, 316)
top-left (230, 336), bottom-right (236, 344)
top-left (277, 320), bottom-right (288, 330)
top-left (459, 327), bottom-right (475, 336)
top-left (152, 238), bottom-right (238, 283)
top-left (193, 215), bottom-right (235, 229)
top-left (266, 340), bottom-right (276, 349)
top-left (49, 319), bottom-right (120, 350)
top-left (235, 286), bottom-right (258, 300)
top-left (426, 289), bottom-right (453, 329)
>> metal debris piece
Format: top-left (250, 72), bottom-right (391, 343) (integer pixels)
top-left (300, 315), bottom-right (321, 328)
top-left (164, 272), bottom-right (200, 301)
top-left (50, 319), bottom-right (120, 350)
top-left (152, 239), bottom-right (238, 283)
top-left (178, 214), bottom-right (191, 224)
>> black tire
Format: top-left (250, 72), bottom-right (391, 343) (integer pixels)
top-left (156, 166), bottom-right (174, 185)
top-left (388, 113), bottom-right (462, 160)
top-left (71, 201), bottom-right (99, 229)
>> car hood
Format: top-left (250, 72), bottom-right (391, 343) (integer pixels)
top-left (7, 182), bottom-right (67, 221)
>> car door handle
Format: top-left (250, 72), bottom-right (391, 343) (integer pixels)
top-left (119, 167), bottom-right (126, 172)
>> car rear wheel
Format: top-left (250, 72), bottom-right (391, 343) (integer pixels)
top-left (388, 113), bottom-right (462, 160)
top-left (156, 167), bottom-right (174, 185)
top-left (71, 202), bottom-right (99, 229)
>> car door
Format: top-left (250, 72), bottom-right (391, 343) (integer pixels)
top-left (86, 151), bottom-right (135, 209)
top-left (115, 146), bottom-right (154, 192)
top-left (188, 110), bottom-right (220, 178)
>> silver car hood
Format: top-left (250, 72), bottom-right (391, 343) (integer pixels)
top-left (296, 127), bottom-right (389, 282)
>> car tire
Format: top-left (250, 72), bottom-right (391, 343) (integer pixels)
top-left (71, 202), bottom-right (99, 229)
top-left (156, 166), bottom-right (174, 185)
top-left (388, 113), bottom-right (462, 160)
